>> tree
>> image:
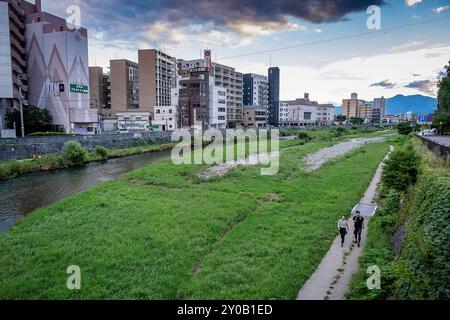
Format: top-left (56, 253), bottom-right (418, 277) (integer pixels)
top-left (397, 121), bottom-right (414, 135)
top-left (432, 111), bottom-right (450, 135)
top-left (6, 105), bottom-right (53, 136)
top-left (437, 60), bottom-right (450, 113)
top-left (349, 117), bottom-right (364, 125)
top-left (336, 115), bottom-right (347, 123)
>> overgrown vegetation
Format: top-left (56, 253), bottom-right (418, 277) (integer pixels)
top-left (60, 142), bottom-right (89, 166)
top-left (6, 105), bottom-right (54, 136)
top-left (434, 59), bottom-right (450, 134)
top-left (0, 132), bottom-right (390, 299)
top-left (349, 138), bottom-right (450, 300)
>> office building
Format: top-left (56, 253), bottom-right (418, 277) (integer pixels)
top-left (283, 95), bottom-right (318, 127)
top-left (268, 67), bottom-right (280, 126)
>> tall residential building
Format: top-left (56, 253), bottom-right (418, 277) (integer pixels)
top-left (243, 73), bottom-right (269, 108)
top-left (179, 58), bottom-right (243, 128)
top-left (373, 96), bottom-right (387, 115)
top-left (268, 67), bottom-right (280, 126)
top-left (0, 0), bottom-right (28, 132)
top-left (89, 66), bottom-right (111, 116)
top-left (138, 49), bottom-right (176, 117)
top-left (342, 93), bottom-right (365, 119)
top-left (317, 104), bottom-right (336, 125)
top-left (359, 102), bottom-right (374, 123)
top-left (110, 59), bottom-right (139, 113)
top-left (1, 0), bottom-right (97, 134)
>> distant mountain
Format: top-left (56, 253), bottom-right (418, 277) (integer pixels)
top-left (335, 94), bottom-right (438, 116)
top-left (385, 94), bottom-right (437, 115)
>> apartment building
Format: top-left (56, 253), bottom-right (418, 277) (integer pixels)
top-left (373, 96), bottom-right (387, 115)
top-left (342, 93), bottom-right (365, 119)
top-left (179, 57), bottom-right (243, 128)
top-left (110, 59), bottom-right (139, 113)
top-left (138, 49), bottom-right (176, 117)
top-left (359, 102), bottom-right (374, 123)
top-left (278, 102), bottom-right (289, 124)
top-left (152, 105), bottom-right (176, 131)
top-left (317, 104), bottom-right (336, 125)
top-left (89, 67), bottom-right (111, 115)
top-left (268, 67), bottom-right (280, 126)
top-left (0, 0), bottom-right (28, 134)
top-left (243, 106), bottom-right (268, 128)
top-left (243, 73), bottom-right (269, 108)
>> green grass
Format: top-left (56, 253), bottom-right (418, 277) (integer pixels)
top-left (0, 134), bottom-right (390, 299)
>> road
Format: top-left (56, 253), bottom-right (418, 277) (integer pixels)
top-left (426, 135), bottom-right (450, 147)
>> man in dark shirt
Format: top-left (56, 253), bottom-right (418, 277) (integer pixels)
top-left (353, 211), bottom-right (365, 247)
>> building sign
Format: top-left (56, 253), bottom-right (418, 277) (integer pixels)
top-left (70, 84), bottom-right (89, 94)
top-left (204, 50), bottom-right (213, 76)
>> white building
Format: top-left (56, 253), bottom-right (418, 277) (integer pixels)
top-left (278, 102), bottom-right (289, 123)
top-left (209, 82), bottom-right (227, 129)
top-left (153, 106), bottom-right (176, 131)
top-left (117, 112), bottom-right (150, 132)
top-left (317, 104), bottom-right (336, 125)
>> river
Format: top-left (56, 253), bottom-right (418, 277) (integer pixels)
top-left (0, 150), bottom-right (171, 232)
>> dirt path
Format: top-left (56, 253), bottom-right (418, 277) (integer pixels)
top-left (303, 137), bottom-right (386, 172)
top-left (297, 146), bottom-right (393, 300)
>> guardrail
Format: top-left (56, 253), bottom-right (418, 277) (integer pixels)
top-left (418, 135), bottom-right (450, 158)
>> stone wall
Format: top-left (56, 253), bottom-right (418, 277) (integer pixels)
top-left (0, 132), bottom-right (173, 161)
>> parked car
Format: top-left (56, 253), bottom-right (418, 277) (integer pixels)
top-left (421, 130), bottom-right (434, 136)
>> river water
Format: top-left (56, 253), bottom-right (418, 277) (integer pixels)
top-left (0, 150), bottom-right (171, 232)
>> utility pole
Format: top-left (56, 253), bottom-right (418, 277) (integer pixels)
top-left (17, 73), bottom-right (25, 138)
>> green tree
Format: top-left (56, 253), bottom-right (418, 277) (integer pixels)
top-left (6, 105), bottom-right (53, 136)
top-left (336, 115), bottom-right (347, 122)
top-left (437, 60), bottom-right (450, 113)
top-left (432, 111), bottom-right (450, 134)
top-left (349, 117), bottom-right (364, 125)
top-left (397, 121), bottom-right (414, 135)
top-left (382, 145), bottom-right (421, 192)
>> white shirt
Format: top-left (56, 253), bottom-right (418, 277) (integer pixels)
top-left (338, 219), bottom-right (349, 230)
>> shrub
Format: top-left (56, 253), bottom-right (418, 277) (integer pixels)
top-left (94, 146), bottom-right (109, 160)
top-left (397, 122), bottom-right (414, 135)
top-left (382, 145), bottom-right (421, 192)
top-left (27, 132), bottom-right (68, 137)
top-left (297, 131), bottom-right (311, 141)
top-left (60, 141), bottom-right (88, 166)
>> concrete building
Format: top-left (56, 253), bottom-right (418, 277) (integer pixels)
top-left (342, 93), bottom-right (365, 120)
top-left (179, 57), bottom-right (243, 128)
top-left (25, 1), bottom-right (97, 134)
top-left (243, 105), bottom-right (268, 128)
top-left (89, 66), bottom-right (111, 118)
top-left (243, 73), bottom-right (269, 108)
top-left (116, 112), bottom-right (150, 132)
top-left (317, 104), bottom-right (336, 125)
top-left (110, 59), bottom-right (139, 113)
top-left (373, 96), bottom-right (387, 115)
top-left (359, 102), bottom-right (373, 123)
top-left (0, 0), bottom-right (29, 134)
top-left (283, 96), bottom-right (318, 127)
top-left (138, 49), bottom-right (176, 118)
top-left (278, 102), bottom-right (289, 124)
top-left (153, 105), bottom-right (176, 131)
top-left (268, 67), bottom-right (280, 126)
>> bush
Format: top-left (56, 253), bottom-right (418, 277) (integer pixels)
top-left (297, 131), bottom-right (311, 141)
top-left (94, 146), bottom-right (109, 160)
top-left (382, 145), bottom-right (421, 192)
top-left (397, 122), bottom-right (414, 135)
top-left (27, 132), bottom-right (67, 137)
top-left (60, 141), bottom-right (88, 166)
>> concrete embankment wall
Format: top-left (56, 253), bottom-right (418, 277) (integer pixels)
top-left (0, 132), bottom-right (173, 161)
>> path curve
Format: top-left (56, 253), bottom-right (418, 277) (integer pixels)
top-left (297, 146), bottom-right (394, 300)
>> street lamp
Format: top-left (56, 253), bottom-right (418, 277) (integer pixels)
top-left (17, 73), bottom-right (26, 138)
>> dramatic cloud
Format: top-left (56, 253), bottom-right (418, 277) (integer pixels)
top-left (370, 79), bottom-right (397, 89)
top-left (433, 5), bottom-right (450, 14)
top-left (45, 0), bottom-right (386, 46)
top-left (405, 0), bottom-right (422, 7)
top-left (404, 80), bottom-right (437, 95)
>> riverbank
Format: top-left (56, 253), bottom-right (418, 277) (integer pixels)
top-left (0, 142), bottom-right (176, 181)
top-left (0, 131), bottom-right (394, 299)
top-left (347, 137), bottom-right (450, 300)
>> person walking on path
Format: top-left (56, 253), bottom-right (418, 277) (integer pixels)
top-left (338, 216), bottom-right (349, 248)
top-left (353, 212), bottom-right (365, 247)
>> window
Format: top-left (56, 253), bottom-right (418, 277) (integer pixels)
top-left (156, 109), bottom-right (161, 114)
top-left (304, 112), bottom-right (312, 120)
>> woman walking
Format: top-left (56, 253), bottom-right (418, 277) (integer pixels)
top-left (338, 216), bottom-right (349, 248)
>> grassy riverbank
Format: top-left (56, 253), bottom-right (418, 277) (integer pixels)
top-left (0, 129), bottom-right (392, 299)
top-left (0, 143), bottom-right (175, 181)
top-left (348, 137), bottom-right (450, 300)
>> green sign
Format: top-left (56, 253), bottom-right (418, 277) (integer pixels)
top-left (70, 84), bottom-right (89, 94)
top-left (148, 125), bottom-right (160, 129)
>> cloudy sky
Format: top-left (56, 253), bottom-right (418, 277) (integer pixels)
top-left (42, 0), bottom-right (450, 104)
